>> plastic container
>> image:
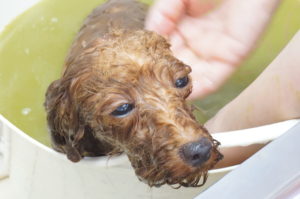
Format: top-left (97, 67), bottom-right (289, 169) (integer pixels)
top-left (1, 115), bottom-right (299, 199)
top-left (0, 0), bottom-right (299, 198)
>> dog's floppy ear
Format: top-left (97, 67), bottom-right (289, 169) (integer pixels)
top-left (44, 77), bottom-right (85, 162)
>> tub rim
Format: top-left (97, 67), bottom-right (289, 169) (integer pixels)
top-left (1, 114), bottom-right (299, 171)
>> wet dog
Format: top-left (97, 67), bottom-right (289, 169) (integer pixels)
top-left (44, 0), bottom-right (222, 187)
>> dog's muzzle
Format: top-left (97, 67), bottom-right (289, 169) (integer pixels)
top-left (179, 137), bottom-right (212, 167)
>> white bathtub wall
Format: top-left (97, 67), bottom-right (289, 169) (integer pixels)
top-left (0, 115), bottom-right (228, 199)
top-left (0, 0), bottom-right (41, 32)
top-left (0, 112), bottom-right (298, 199)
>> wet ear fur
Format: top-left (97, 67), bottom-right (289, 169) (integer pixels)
top-left (44, 77), bottom-right (85, 162)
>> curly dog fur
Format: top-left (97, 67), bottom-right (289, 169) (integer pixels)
top-left (44, 0), bottom-right (223, 187)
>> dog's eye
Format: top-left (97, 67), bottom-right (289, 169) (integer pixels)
top-left (111, 103), bottom-right (134, 117)
top-left (175, 76), bottom-right (189, 88)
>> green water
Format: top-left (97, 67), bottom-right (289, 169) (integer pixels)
top-left (0, 0), bottom-right (299, 146)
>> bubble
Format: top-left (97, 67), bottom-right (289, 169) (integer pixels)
top-left (21, 108), bottom-right (32, 115)
top-left (51, 17), bottom-right (58, 23)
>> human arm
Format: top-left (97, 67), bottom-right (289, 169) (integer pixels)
top-left (205, 31), bottom-right (300, 133)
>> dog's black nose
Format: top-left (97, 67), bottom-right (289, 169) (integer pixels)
top-left (179, 137), bottom-right (212, 167)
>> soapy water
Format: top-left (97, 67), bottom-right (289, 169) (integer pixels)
top-left (0, 0), bottom-right (299, 146)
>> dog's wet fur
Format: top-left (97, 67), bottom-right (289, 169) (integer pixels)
top-left (44, 0), bottom-right (222, 187)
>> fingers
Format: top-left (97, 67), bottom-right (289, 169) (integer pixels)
top-left (170, 31), bottom-right (235, 99)
top-left (186, 0), bottom-right (222, 17)
top-left (188, 60), bottom-right (235, 100)
top-left (175, 15), bottom-right (247, 65)
top-left (145, 0), bottom-right (186, 36)
top-left (214, 0), bottom-right (281, 49)
top-left (145, 0), bottom-right (222, 36)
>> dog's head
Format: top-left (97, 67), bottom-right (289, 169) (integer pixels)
top-left (45, 30), bottom-right (222, 187)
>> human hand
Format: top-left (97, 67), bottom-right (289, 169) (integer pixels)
top-left (146, 0), bottom-right (280, 99)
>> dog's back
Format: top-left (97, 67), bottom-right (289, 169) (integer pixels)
top-left (66, 0), bottom-right (147, 66)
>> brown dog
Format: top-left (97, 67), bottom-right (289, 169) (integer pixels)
top-left (44, 0), bottom-right (223, 187)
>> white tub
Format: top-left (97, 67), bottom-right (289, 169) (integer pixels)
top-left (0, 114), bottom-right (299, 199)
top-left (0, 115), bottom-right (299, 199)
top-left (0, 1), bottom-right (299, 198)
